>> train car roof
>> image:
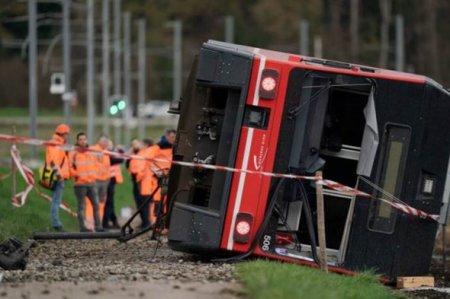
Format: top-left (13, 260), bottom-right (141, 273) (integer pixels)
top-left (205, 40), bottom-right (450, 95)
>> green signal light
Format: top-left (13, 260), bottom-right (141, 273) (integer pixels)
top-left (117, 100), bottom-right (126, 110)
top-left (109, 105), bottom-right (119, 115)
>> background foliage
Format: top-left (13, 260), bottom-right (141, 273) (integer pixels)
top-left (0, 0), bottom-right (448, 112)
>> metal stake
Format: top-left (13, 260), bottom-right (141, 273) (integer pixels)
top-left (11, 126), bottom-right (17, 198)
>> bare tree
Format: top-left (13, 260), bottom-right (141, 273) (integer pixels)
top-left (350, 0), bottom-right (359, 61)
top-left (423, 0), bottom-right (439, 79)
top-left (415, 0), bottom-right (440, 79)
top-left (379, 0), bottom-right (392, 68)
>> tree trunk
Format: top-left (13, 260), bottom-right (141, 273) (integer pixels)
top-left (423, 0), bottom-right (439, 79)
top-left (328, 0), bottom-right (345, 60)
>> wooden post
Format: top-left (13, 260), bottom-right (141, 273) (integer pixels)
top-left (11, 126), bottom-right (17, 197)
top-left (443, 224), bottom-right (447, 273)
top-left (316, 170), bottom-right (328, 272)
top-left (397, 276), bottom-right (435, 288)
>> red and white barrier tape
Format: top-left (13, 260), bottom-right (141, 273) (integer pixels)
top-left (0, 133), bottom-right (440, 223)
top-left (8, 145), bottom-right (77, 218)
top-left (318, 179), bottom-right (440, 222)
top-left (10, 146), bottom-right (34, 207)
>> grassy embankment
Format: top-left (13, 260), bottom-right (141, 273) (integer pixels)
top-left (0, 166), bottom-right (135, 240)
top-left (236, 260), bottom-right (407, 299)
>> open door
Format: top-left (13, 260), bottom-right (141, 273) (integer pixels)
top-left (261, 72), bottom-right (374, 265)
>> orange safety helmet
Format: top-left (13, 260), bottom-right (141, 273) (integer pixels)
top-left (55, 123), bottom-right (70, 135)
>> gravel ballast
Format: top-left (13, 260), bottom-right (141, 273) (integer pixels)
top-left (0, 237), bottom-right (241, 299)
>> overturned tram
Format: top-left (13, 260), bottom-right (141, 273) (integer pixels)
top-left (166, 40), bottom-right (450, 280)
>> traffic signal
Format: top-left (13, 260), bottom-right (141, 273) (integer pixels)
top-left (109, 99), bottom-right (126, 116)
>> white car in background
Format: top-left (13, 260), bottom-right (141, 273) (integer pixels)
top-left (138, 100), bottom-right (176, 118)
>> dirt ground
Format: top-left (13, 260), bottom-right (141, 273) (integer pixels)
top-left (2, 228), bottom-right (450, 299)
top-left (405, 226), bottom-right (450, 299)
top-left (0, 236), bottom-right (243, 299)
top-left (0, 281), bottom-right (242, 299)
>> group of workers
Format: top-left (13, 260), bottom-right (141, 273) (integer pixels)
top-left (44, 123), bottom-right (175, 232)
top-left (128, 129), bottom-right (176, 229)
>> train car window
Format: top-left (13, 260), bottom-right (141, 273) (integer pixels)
top-left (367, 124), bottom-right (411, 233)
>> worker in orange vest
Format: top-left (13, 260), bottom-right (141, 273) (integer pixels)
top-left (46, 123), bottom-right (71, 232)
top-left (138, 130), bottom-right (176, 225)
top-left (127, 139), bottom-right (144, 225)
top-left (84, 135), bottom-right (111, 226)
top-left (133, 139), bottom-right (154, 229)
top-left (103, 139), bottom-right (124, 229)
top-left (152, 130), bottom-right (176, 225)
top-left (90, 135), bottom-right (111, 204)
top-left (69, 132), bottom-right (103, 232)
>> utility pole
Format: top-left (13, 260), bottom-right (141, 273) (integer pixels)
top-left (379, 0), bottom-right (392, 68)
top-left (167, 20), bottom-right (182, 103)
top-left (28, 0), bottom-right (38, 158)
top-left (314, 36), bottom-right (323, 58)
top-left (113, 0), bottom-right (121, 97)
top-left (123, 12), bottom-right (131, 145)
top-left (299, 20), bottom-right (309, 56)
top-left (113, 0), bottom-right (122, 144)
top-left (395, 14), bottom-right (404, 71)
top-left (62, 0), bottom-right (71, 126)
top-left (137, 19), bottom-right (146, 140)
top-left (102, 0), bottom-right (110, 136)
top-left (86, 0), bottom-right (95, 144)
top-left (224, 15), bottom-right (234, 43)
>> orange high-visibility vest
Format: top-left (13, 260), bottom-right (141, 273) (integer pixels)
top-left (69, 150), bottom-right (98, 185)
top-left (128, 158), bottom-right (140, 175)
top-left (129, 148), bottom-right (149, 177)
top-left (140, 172), bottom-right (157, 196)
top-left (45, 134), bottom-right (70, 179)
top-left (90, 144), bottom-right (111, 181)
top-left (136, 146), bottom-right (158, 196)
top-left (152, 147), bottom-right (173, 177)
top-left (151, 147), bottom-right (173, 201)
top-left (110, 164), bottom-right (124, 184)
top-left (148, 146), bottom-right (173, 224)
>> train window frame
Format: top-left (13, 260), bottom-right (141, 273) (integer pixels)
top-left (367, 123), bottom-right (411, 234)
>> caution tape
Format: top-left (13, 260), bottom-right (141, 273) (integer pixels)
top-left (0, 133), bottom-right (440, 223)
top-left (8, 145), bottom-right (77, 218)
top-left (318, 179), bottom-right (440, 222)
top-left (33, 186), bottom-right (78, 218)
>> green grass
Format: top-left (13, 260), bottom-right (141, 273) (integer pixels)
top-left (0, 107), bottom-right (71, 117)
top-left (236, 260), bottom-right (407, 299)
top-left (0, 166), bottom-right (135, 241)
